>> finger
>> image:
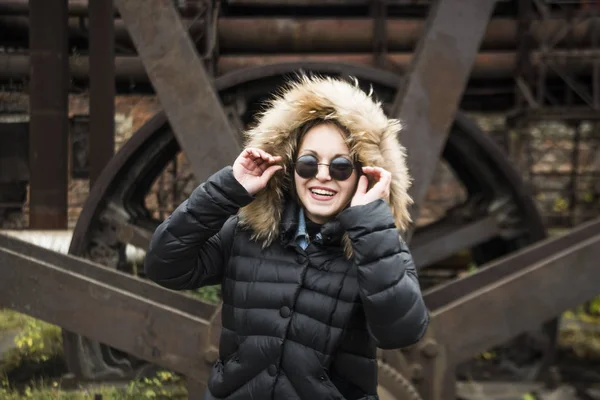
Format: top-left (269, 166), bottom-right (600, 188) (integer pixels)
top-left (242, 149), bottom-right (267, 169)
top-left (258, 155), bottom-right (284, 172)
top-left (361, 166), bottom-right (382, 180)
top-left (261, 164), bottom-right (283, 182)
top-left (257, 159), bottom-right (271, 173)
top-left (240, 149), bottom-right (259, 167)
top-left (355, 174), bottom-right (369, 195)
top-left (372, 172), bottom-right (390, 192)
top-left (238, 154), bottom-right (258, 171)
top-left (370, 171), bottom-right (391, 196)
top-left (244, 148), bottom-right (259, 158)
top-left (253, 148), bottom-right (280, 163)
top-left (242, 148), bottom-right (262, 162)
top-left (252, 148), bottom-right (282, 165)
top-left (374, 166), bottom-right (390, 177)
top-left (363, 166), bottom-right (392, 184)
top-left (381, 172), bottom-right (391, 198)
top-left (378, 168), bottom-right (391, 186)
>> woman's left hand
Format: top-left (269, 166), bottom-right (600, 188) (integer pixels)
top-left (350, 166), bottom-right (391, 207)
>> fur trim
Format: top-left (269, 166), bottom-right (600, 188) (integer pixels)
top-left (237, 74), bottom-right (413, 257)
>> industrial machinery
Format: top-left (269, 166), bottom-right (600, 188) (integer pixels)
top-left (0, 0), bottom-right (599, 399)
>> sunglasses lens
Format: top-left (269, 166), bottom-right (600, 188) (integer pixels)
top-left (295, 155), bottom-right (356, 181)
top-left (295, 155), bottom-right (318, 179)
top-left (329, 157), bottom-right (354, 181)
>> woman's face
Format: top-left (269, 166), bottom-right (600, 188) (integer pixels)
top-left (294, 123), bottom-right (358, 224)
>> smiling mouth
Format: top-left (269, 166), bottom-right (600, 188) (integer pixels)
top-left (309, 188), bottom-right (337, 198)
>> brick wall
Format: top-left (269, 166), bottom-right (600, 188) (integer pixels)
top-left (0, 93), bottom-right (161, 229)
top-left (66, 94), bottom-right (161, 228)
top-left (4, 95), bottom-right (597, 232)
top-left (0, 93), bottom-right (487, 231)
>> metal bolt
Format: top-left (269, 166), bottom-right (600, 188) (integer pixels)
top-left (410, 363), bottom-right (424, 381)
top-left (204, 347), bottom-right (219, 364)
top-left (419, 339), bottom-right (439, 358)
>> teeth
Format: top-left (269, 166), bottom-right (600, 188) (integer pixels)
top-left (311, 189), bottom-right (335, 196)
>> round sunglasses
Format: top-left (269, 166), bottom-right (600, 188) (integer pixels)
top-left (294, 154), bottom-right (360, 181)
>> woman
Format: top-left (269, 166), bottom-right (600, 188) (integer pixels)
top-left (144, 75), bottom-right (429, 400)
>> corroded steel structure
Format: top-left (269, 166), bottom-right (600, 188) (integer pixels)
top-left (0, 1), bottom-right (599, 399)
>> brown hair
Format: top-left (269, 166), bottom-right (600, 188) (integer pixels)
top-left (293, 118), bottom-right (355, 161)
top-left (288, 118), bottom-right (361, 200)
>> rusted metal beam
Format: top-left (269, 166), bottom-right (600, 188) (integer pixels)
top-left (114, 220), bottom-right (155, 250)
top-left (0, 233), bottom-right (217, 321)
top-left (89, 0), bottom-right (115, 187)
top-left (423, 216), bottom-right (600, 311)
top-left (411, 215), bottom-right (499, 268)
top-left (0, 122), bottom-right (29, 184)
top-left (114, 0), bottom-right (240, 183)
top-left (389, 0), bottom-right (498, 238)
top-left (28, 0), bottom-right (69, 229)
top-left (0, 240), bottom-right (212, 382)
top-left (413, 217), bottom-right (600, 400)
top-left (431, 228), bottom-right (600, 364)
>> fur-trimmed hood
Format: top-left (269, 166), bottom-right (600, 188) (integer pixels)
top-left (237, 74), bottom-right (413, 257)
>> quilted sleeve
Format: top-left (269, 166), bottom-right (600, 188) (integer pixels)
top-left (338, 199), bottom-right (429, 349)
top-left (144, 166), bottom-right (254, 290)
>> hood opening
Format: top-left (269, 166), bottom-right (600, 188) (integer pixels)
top-left (237, 73), bottom-right (413, 258)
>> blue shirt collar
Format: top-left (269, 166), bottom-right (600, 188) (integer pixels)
top-left (295, 207), bottom-right (309, 249)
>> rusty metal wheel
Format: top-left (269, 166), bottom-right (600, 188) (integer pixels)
top-left (377, 361), bottom-right (423, 400)
top-left (63, 62), bottom-right (556, 387)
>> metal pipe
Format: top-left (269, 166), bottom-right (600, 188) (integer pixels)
top-left (215, 17), bottom-right (595, 52)
top-left (219, 17), bottom-right (515, 52)
top-left (1, 50), bottom-right (598, 83)
top-left (0, 0), bottom-right (203, 16)
top-left (0, 51), bottom-right (508, 81)
top-left (28, 0), bottom-right (70, 230)
top-left (0, 230), bottom-right (145, 263)
top-left (0, 16), bottom-right (596, 52)
top-left (0, 0), bottom-right (434, 14)
top-left (222, 0), bottom-right (500, 4)
top-left (225, 0), bottom-right (373, 4)
top-left (0, 0), bottom-right (91, 15)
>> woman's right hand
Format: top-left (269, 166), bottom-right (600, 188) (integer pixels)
top-left (232, 148), bottom-right (283, 196)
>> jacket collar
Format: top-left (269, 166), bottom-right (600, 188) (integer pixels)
top-left (279, 197), bottom-right (345, 248)
top-left (294, 207), bottom-right (312, 250)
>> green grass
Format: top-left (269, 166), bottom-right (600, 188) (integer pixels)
top-left (560, 305), bottom-right (600, 360)
top-left (0, 304), bottom-right (201, 399)
top-left (0, 372), bottom-right (189, 399)
top-left (0, 309), bottom-right (31, 333)
top-left (0, 308), bottom-right (189, 399)
top-left (187, 285), bottom-right (221, 304)
top-left (0, 313), bottom-right (64, 384)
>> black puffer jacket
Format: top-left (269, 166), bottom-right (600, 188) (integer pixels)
top-left (145, 75), bottom-right (429, 400)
